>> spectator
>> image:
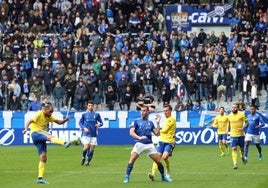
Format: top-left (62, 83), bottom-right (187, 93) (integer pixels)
top-left (185, 76), bottom-right (196, 102)
top-left (206, 97), bottom-right (216, 111)
top-left (210, 68), bottom-right (222, 101)
top-left (162, 85), bottom-right (171, 106)
top-left (52, 81), bottom-right (65, 111)
top-left (20, 93), bottom-right (29, 111)
top-left (85, 78), bottom-right (95, 101)
top-left (65, 77), bottom-right (76, 108)
top-left (119, 85), bottom-right (133, 111)
top-left (144, 67), bottom-right (154, 95)
top-left (105, 85), bottom-right (117, 110)
top-left (28, 93), bottom-right (41, 111)
top-left (135, 93), bottom-right (145, 111)
top-left (255, 17), bottom-right (267, 34)
top-left (239, 75), bottom-right (251, 105)
top-left (0, 80), bottom-right (5, 110)
top-left (118, 74), bottom-right (128, 103)
top-left (224, 68), bottom-right (234, 102)
top-left (237, 99), bottom-right (246, 111)
top-left (30, 80), bottom-right (42, 100)
top-left (143, 91), bottom-right (156, 112)
top-left (169, 71), bottom-right (179, 102)
top-left (257, 59), bottom-right (268, 91)
top-left (177, 78), bottom-right (186, 103)
top-left (0, 0), bottom-right (266, 112)
top-left (175, 101), bottom-right (186, 112)
top-left (185, 99), bottom-right (194, 111)
top-left (74, 80), bottom-right (87, 111)
top-left (250, 80), bottom-right (259, 109)
top-left (92, 87), bottom-right (104, 111)
top-left (8, 95), bottom-right (21, 111)
top-left (192, 100), bottom-right (206, 111)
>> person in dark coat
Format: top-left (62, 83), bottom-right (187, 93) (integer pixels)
top-left (224, 68), bottom-right (234, 102)
top-left (119, 85), bottom-right (133, 111)
top-left (105, 86), bottom-right (117, 110)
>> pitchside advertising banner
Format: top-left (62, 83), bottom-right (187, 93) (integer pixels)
top-left (165, 4), bottom-right (232, 31)
top-left (0, 110), bottom-right (268, 146)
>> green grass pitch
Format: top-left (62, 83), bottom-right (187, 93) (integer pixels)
top-left (0, 145), bottom-right (268, 188)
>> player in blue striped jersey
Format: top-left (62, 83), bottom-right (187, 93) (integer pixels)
top-left (79, 100), bottom-right (103, 166)
top-left (244, 105), bottom-right (265, 162)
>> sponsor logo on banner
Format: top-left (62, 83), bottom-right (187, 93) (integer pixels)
top-left (165, 4), bottom-right (232, 31)
top-left (171, 12), bottom-right (189, 28)
top-left (1, 110), bottom-right (268, 145)
top-left (0, 129), bottom-right (15, 145)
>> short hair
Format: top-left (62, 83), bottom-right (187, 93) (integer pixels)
top-left (250, 105), bottom-right (256, 109)
top-left (164, 104), bottom-right (172, 111)
top-left (141, 105), bottom-right (149, 111)
top-left (87, 100), bottom-right (94, 105)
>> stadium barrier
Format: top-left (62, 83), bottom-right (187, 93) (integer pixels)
top-left (0, 110), bottom-right (267, 146)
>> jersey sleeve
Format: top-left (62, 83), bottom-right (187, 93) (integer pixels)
top-left (258, 115), bottom-right (265, 128)
top-left (96, 113), bottom-right (103, 127)
top-left (79, 113), bottom-right (85, 129)
top-left (49, 114), bottom-right (57, 122)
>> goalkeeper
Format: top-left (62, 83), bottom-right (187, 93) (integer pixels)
top-left (148, 104), bottom-right (176, 180)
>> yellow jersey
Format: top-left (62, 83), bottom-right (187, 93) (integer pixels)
top-left (159, 116), bottom-right (176, 144)
top-left (213, 114), bottom-right (229, 134)
top-left (30, 110), bottom-right (56, 133)
top-left (228, 111), bottom-right (247, 137)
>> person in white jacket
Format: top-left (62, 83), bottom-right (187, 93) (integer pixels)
top-left (250, 80), bottom-right (259, 109)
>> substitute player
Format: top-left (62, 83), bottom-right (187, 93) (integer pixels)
top-left (148, 104), bottom-right (176, 180)
top-left (79, 100), bottom-right (103, 166)
top-left (213, 107), bottom-right (229, 156)
top-left (123, 106), bottom-right (172, 183)
top-left (227, 103), bottom-right (248, 169)
top-left (244, 105), bottom-right (265, 162)
top-left (22, 102), bottom-right (72, 184)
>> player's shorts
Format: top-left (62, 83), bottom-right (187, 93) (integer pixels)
top-left (157, 142), bottom-right (173, 154)
top-left (245, 133), bottom-right (261, 143)
top-left (31, 131), bottom-right (50, 155)
top-left (81, 136), bottom-right (98, 145)
top-left (131, 142), bottom-right (157, 156)
top-left (230, 136), bottom-right (245, 148)
top-left (218, 134), bottom-right (227, 141)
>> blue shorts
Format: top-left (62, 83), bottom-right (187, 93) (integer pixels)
top-left (218, 134), bottom-right (227, 141)
top-left (157, 142), bottom-right (173, 154)
top-left (230, 136), bottom-right (245, 148)
top-left (31, 131), bottom-right (49, 155)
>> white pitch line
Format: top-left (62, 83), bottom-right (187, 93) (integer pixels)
top-left (1, 171), bottom-right (268, 175)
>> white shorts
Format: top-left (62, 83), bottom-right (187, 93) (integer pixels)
top-left (81, 136), bottom-right (98, 145)
top-left (131, 142), bottom-right (157, 156)
top-left (245, 133), bottom-right (260, 143)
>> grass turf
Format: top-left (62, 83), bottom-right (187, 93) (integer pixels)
top-left (0, 145), bottom-right (267, 188)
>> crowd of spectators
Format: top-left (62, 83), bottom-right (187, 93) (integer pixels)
top-left (0, 0), bottom-right (267, 112)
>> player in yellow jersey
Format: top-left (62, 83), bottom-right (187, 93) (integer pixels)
top-left (213, 107), bottom-right (229, 156)
top-left (22, 102), bottom-right (72, 184)
top-left (227, 103), bottom-right (248, 169)
top-left (148, 104), bottom-right (176, 180)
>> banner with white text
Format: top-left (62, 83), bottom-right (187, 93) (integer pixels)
top-left (165, 4), bottom-right (232, 32)
top-left (0, 110), bottom-right (267, 146)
